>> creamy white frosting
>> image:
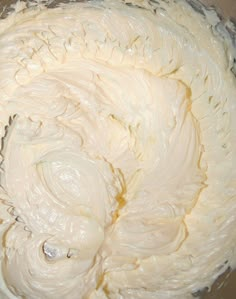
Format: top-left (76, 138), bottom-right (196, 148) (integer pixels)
top-left (0, 0), bottom-right (235, 298)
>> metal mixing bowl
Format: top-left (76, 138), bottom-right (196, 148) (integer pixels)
top-left (0, 0), bottom-right (235, 298)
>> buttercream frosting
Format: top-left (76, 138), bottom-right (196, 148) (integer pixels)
top-left (0, 0), bottom-right (235, 298)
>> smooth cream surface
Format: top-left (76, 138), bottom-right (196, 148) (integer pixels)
top-left (0, 0), bottom-right (235, 298)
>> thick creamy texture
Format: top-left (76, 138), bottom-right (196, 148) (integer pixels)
top-left (0, 0), bottom-right (235, 298)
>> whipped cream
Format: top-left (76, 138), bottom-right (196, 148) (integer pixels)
top-left (0, 0), bottom-right (235, 298)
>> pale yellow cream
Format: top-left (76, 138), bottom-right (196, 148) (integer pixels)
top-left (0, 0), bottom-right (235, 298)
